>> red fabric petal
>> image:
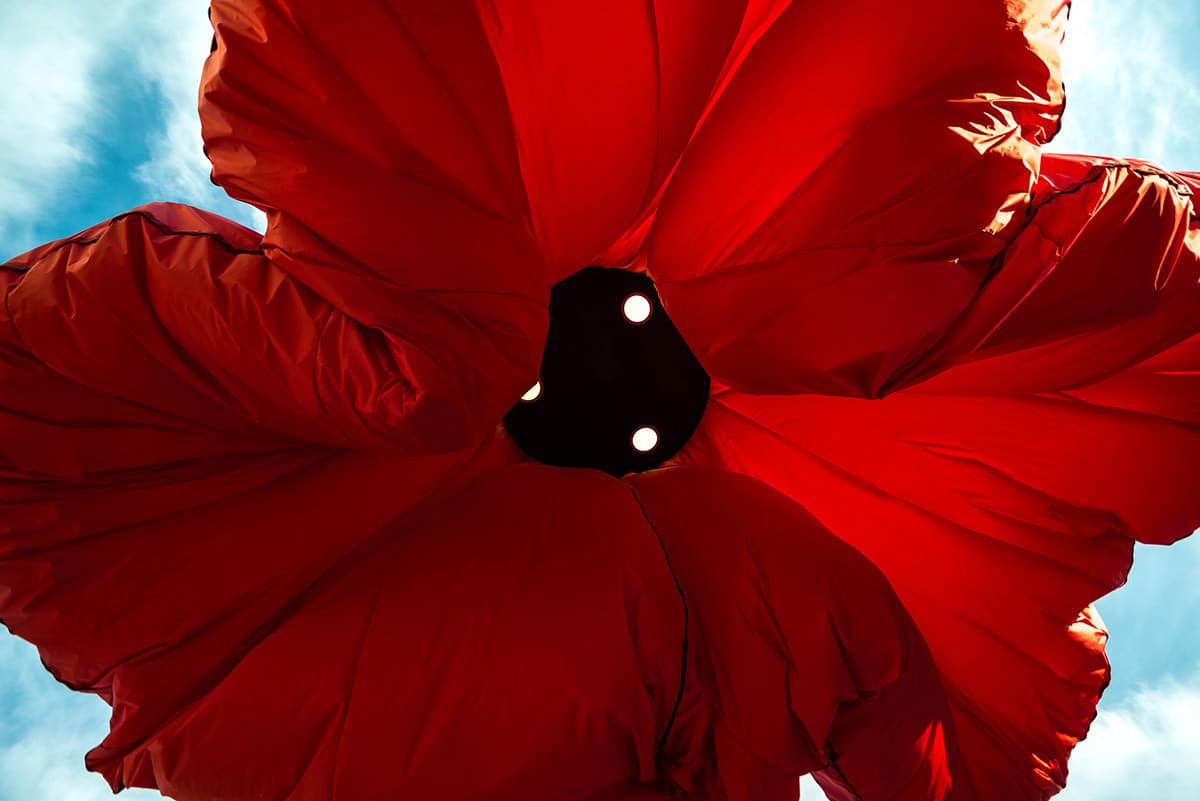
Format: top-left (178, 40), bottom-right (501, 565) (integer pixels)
top-left (33, 465), bottom-right (695, 799)
top-left (2, 204), bottom-right (535, 451)
top-left (0, 204), bottom-right (565, 792)
top-left (675, 384), bottom-right (1197, 797)
top-left (631, 466), bottom-right (961, 801)
top-left (201, 0), bottom-right (747, 287)
top-left (891, 156), bottom-right (1200, 398)
top-left (649, 0), bottom-right (1069, 396)
top-left (2, 209), bottom-right (523, 762)
top-left (5, 263), bottom-right (714, 798)
top-left (664, 151), bottom-right (1200, 798)
top-left (4, 445), bottom-right (506, 779)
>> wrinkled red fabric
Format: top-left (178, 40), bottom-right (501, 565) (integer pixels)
top-left (3, 2), bottom-right (1200, 801)
top-left (649, 0), bottom-right (1070, 397)
top-left (632, 468), bottom-right (963, 801)
top-left (676, 156), bottom-right (1200, 798)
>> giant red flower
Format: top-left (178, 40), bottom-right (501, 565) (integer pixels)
top-left (3, 2), bottom-right (1199, 799)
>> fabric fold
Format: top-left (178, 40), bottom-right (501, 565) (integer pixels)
top-left (649, 0), bottom-right (1071, 397)
top-left (83, 465), bottom-right (697, 800)
top-left (675, 386), bottom-right (1181, 797)
top-left (201, 0), bottom-right (749, 285)
top-left (2, 203), bottom-right (534, 452)
top-left (632, 466), bottom-right (962, 801)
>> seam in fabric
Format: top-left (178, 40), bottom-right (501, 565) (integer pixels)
top-left (823, 743), bottom-right (865, 801)
top-left (881, 161), bottom-right (1192, 395)
top-left (628, 484), bottom-right (690, 761)
top-left (2, 209), bottom-right (264, 270)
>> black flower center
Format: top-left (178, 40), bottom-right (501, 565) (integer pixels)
top-left (504, 267), bottom-right (710, 476)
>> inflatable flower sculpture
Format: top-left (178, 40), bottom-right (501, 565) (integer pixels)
top-left (3, 1), bottom-right (1200, 799)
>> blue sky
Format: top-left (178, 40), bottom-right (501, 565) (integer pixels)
top-left (1, 1), bottom-right (1199, 799)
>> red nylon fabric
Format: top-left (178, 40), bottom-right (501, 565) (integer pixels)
top-left (107, 465), bottom-right (702, 800)
top-left (649, 0), bottom-right (1069, 397)
top-left (2, 204), bottom-right (532, 452)
top-left (631, 467), bottom-right (962, 801)
top-left (678, 395), bottom-right (1119, 799)
top-left (201, 0), bottom-right (748, 287)
top-left (672, 155), bottom-right (1200, 798)
top-left (895, 156), bottom-right (1200, 401)
top-left (3, 1), bottom-right (1200, 800)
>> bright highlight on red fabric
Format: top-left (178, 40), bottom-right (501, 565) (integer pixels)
top-left (2, 2), bottom-right (1198, 800)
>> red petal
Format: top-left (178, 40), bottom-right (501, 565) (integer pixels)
top-left (892, 156), bottom-right (1200, 397)
top-left (66, 466), bottom-right (693, 799)
top-left (2, 204), bottom-right (539, 451)
top-left (202, 0), bottom-right (746, 286)
top-left (676, 382), bottom-right (1200, 797)
top-left (632, 466), bottom-right (960, 801)
top-left (665, 153), bottom-right (1200, 797)
top-left (3, 213), bottom-right (518, 755)
top-left (0, 440), bottom-right (514, 786)
top-left (7, 215), bottom-right (707, 796)
top-left (649, 0), bottom-right (1069, 396)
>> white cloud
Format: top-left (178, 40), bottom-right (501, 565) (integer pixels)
top-left (126, 3), bottom-right (265, 230)
top-left (1045, 7), bottom-right (1200, 796)
top-left (1048, 0), bottom-right (1200, 169)
top-left (0, 1), bottom-right (131, 248)
top-left (0, 0), bottom-right (261, 256)
top-left (0, 630), bottom-right (162, 801)
top-left (1058, 668), bottom-right (1200, 800)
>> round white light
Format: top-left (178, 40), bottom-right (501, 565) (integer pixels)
top-left (520, 380), bottom-right (542, 402)
top-left (631, 426), bottom-right (659, 452)
top-left (622, 293), bottom-right (652, 324)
